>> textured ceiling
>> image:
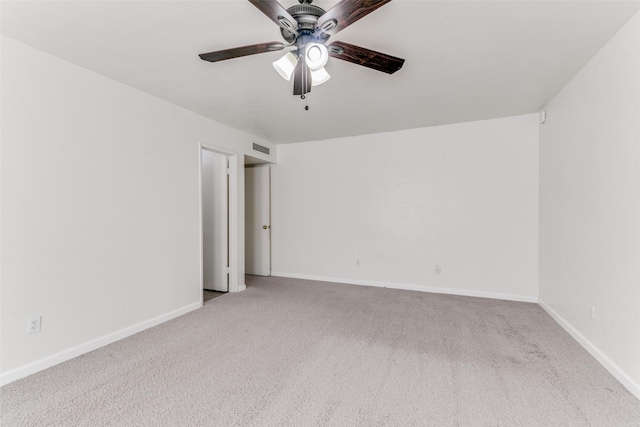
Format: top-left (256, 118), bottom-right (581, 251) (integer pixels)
top-left (2, 1), bottom-right (639, 143)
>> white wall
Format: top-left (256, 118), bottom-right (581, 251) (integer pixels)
top-left (271, 115), bottom-right (539, 301)
top-left (0, 36), bottom-right (275, 381)
top-left (539, 12), bottom-right (640, 397)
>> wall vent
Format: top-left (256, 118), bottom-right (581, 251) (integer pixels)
top-left (252, 143), bottom-right (270, 155)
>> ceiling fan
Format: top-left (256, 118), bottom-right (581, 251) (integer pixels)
top-left (199, 0), bottom-right (405, 98)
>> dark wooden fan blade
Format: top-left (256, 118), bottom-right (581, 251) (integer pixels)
top-left (316, 0), bottom-right (392, 35)
top-left (293, 62), bottom-right (312, 96)
top-left (248, 0), bottom-right (298, 33)
top-left (327, 41), bottom-right (404, 74)
top-left (199, 42), bottom-right (285, 63)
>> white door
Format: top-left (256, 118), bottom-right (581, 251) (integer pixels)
top-left (245, 166), bottom-right (270, 276)
top-left (202, 149), bottom-right (228, 291)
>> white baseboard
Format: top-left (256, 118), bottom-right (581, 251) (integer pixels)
top-left (237, 284), bottom-right (247, 292)
top-left (270, 272), bottom-right (538, 303)
top-left (0, 302), bottom-right (202, 387)
top-left (538, 299), bottom-right (640, 400)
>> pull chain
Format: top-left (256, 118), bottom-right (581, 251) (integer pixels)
top-left (300, 62), bottom-right (309, 111)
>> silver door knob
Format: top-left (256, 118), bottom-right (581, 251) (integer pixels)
top-left (263, 225), bottom-right (268, 229)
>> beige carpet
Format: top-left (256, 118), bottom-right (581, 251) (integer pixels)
top-left (2, 276), bottom-right (639, 426)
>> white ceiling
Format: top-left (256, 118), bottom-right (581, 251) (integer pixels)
top-left (2, 1), bottom-right (639, 144)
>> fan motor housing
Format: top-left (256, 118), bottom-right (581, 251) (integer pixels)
top-left (281, 1), bottom-right (330, 44)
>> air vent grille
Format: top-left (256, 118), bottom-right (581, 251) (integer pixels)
top-left (253, 143), bottom-right (270, 155)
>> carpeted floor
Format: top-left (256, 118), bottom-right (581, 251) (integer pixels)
top-left (2, 276), bottom-right (639, 426)
top-left (203, 289), bottom-right (226, 302)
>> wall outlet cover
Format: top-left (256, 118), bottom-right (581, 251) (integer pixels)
top-left (27, 316), bottom-right (41, 334)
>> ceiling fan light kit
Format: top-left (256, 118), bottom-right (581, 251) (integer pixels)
top-left (305, 43), bottom-right (329, 70)
top-left (273, 52), bottom-right (299, 81)
top-left (199, 0), bottom-right (405, 101)
top-left (310, 67), bottom-right (331, 86)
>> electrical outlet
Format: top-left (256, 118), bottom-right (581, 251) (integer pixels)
top-left (435, 265), bottom-right (441, 274)
top-left (590, 305), bottom-right (596, 321)
top-left (27, 316), bottom-right (41, 334)
top-left (356, 260), bottom-right (360, 267)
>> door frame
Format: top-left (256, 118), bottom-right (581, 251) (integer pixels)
top-left (199, 142), bottom-right (241, 302)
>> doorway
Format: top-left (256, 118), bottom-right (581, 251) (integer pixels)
top-left (245, 165), bottom-right (271, 276)
top-left (201, 148), bottom-right (229, 293)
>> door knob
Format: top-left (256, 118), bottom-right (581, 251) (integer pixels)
top-left (263, 225), bottom-right (269, 229)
